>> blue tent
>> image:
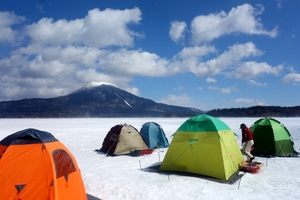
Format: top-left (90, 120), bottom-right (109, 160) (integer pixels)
top-left (140, 122), bottom-right (169, 148)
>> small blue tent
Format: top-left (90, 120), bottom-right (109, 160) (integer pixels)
top-left (140, 122), bottom-right (169, 148)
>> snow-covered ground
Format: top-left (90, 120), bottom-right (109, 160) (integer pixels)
top-left (1, 117), bottom-right (300, 200)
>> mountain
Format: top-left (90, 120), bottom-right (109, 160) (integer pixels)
top-left (0, 82), bottom-right (203, 118)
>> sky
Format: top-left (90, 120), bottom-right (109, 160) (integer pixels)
top-left (0, 0), bottom-right (300, 111)
top-left (0, 117), bottom-right (300, 200)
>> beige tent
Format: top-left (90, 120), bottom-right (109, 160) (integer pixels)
top-left (100, 124), bottom-right (148, 156)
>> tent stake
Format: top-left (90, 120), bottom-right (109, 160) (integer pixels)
top-left (158, 151), bottom-right (160, 162)
top-left (237, 176), bottom-right (243, 189)
top-left (139, 160), bottom-right (142, 171)
top-left (266, 157), bottom-right (268, 167)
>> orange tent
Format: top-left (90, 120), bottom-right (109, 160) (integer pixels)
top-left (0, 128), bottom-right (87, 200)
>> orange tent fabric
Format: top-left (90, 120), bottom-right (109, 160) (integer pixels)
top-left (0, 128), bottom-right (87, 200)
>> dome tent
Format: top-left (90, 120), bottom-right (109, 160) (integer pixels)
top-left (100, 124), bottom-right (149, 156)
top-left (0, 128), bottom-right (87, 200)
top-left (159, 114), bottom-right (243, 182)
top-left (140, 122), bottom-right (169, 149)
top-left (250, 117), bottom-right (299, 157)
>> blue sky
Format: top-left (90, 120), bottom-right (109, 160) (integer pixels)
top-left (0, 0), bottom-right (299, 111)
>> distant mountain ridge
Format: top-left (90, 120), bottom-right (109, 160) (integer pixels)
top-left (0, 83), bottom-right (203, 118)
top-left (1, 82), bottom-right (299, 118)
top-left (206, 105), bottom-right (300, 117)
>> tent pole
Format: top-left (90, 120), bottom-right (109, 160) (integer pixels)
top-left (237, 176), bottom-right (243, 189)
top-left (158, 151), bottom-right (160, 162)
top-left (139, 160), bottom-right (142, 171)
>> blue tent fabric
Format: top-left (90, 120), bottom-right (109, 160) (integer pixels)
top-left (140, 122), bottom-right (169, 148)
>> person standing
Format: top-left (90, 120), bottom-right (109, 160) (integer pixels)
top-left (240, 123), bottom-right (255, 161)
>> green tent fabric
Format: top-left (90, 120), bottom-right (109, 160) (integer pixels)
top-left (250, 117), bottom-right (298, 157)
top-left (159, 114), bottom-right (244, 182)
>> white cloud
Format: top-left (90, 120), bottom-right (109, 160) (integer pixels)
top-left (173, 86), bottom-right (184, 91)
top-left (169, 21), bottom-right (187, 43)
top-left (282, 73), bottom-right (300, 83)
top-left (229, 62), bottom-right (283, 79)
top-left (208, 85), bottom-right (237, 94)
top-left (208, 86), bottom-right (219, 91)
top-left (220, 87), bottom-right (235, 94)
top-left (286, 66), bottom-right (296, 73)
top-left (234, 98), bottom-right (255, 104)
top-left (159, 94), bottom-right (191, 107)
top-left (26, 8), bottom-right (142, 48)
top-left (233, 98), bottom-right (266, 106)
top-left (10, 44), bottom-right (175, 80)
top-left (99, 48), bottom-right (175, 76)
top-left (124, 86), bottom-right (140, 96)
top-left (191, 4), bottom-right (278, 45)
top-left (36, 5), bottom-right (45, 13)
top-left (14, 44), bottom-right (104, 67)
top-left (177, 45), bottom-right (216, 60)
top-left (277, 0), bottom-right (283, 9)
top-left (187, 42), bottom-right (262, 77)
top-left (248, 80), bottom-right (267, 87)
top-left (76, 69), bottom-right (122, 84)
top-left (0, 11), bottom-right (25, 43)
top-left (171, 45), bottom-right (216, 74)
top-left (206, 77), bottom-right (217, 83)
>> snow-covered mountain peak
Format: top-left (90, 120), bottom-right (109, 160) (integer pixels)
top-left (70, 82), bottom-right (116, 94)
top-left (84, 82), bottom-right (115, 89)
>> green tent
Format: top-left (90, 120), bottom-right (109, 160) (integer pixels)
top-left (159, 114), bottom-right (243, 182)
top-left (250, 117), bottom-right (298, 157)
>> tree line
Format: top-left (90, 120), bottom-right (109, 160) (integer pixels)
top-left (205, 105), bottom-right (300, 117)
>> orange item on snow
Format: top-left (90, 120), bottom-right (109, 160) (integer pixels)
top-left (239, 161), bottom-right (264, 173)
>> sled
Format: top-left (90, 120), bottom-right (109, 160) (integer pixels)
top-left (130, 148), bottom-right (154, 156)
top-left (239, 161), bottom-right (264, 173)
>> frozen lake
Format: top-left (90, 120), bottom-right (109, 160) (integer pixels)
top-left (1, 117), bottom-right (300, 200)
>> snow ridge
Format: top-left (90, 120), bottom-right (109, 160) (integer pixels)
top-left (114, 92), bottom-right (133, 108)
top-left (84, 82), bottom-right (115, 89)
